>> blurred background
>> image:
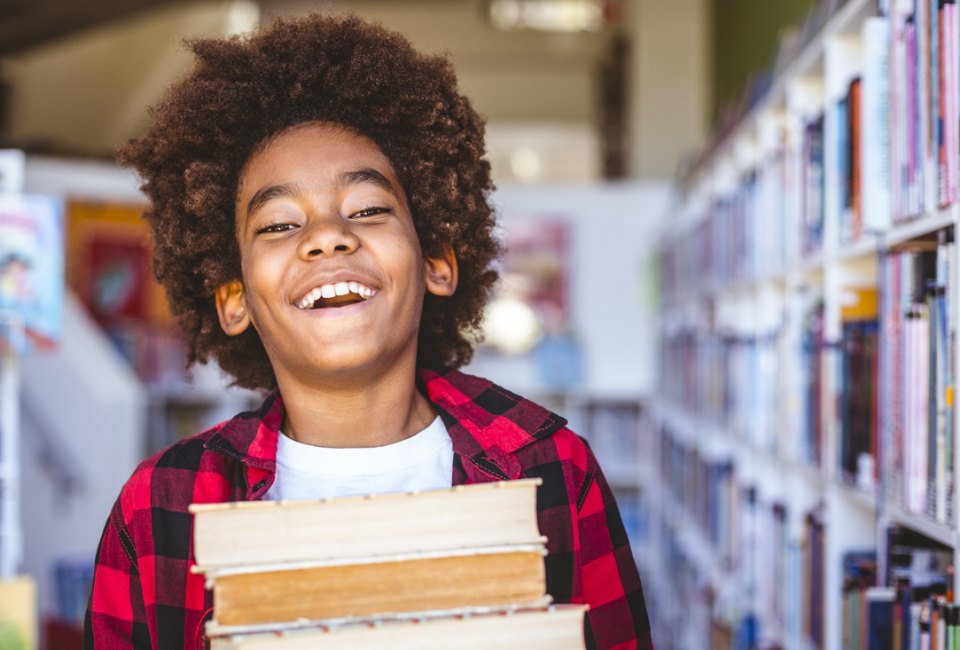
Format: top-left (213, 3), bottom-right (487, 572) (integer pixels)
top-left (4, 1), bottom-right (935, 649)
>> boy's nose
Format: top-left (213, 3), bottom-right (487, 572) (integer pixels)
top-left (297, 218), bottom-right (360, 259)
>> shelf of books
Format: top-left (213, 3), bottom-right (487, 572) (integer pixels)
top-left (652, 0), bottom-right (960, 648)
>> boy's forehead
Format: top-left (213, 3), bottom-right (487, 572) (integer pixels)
top-left (235, 123), bottom-right (402, 199)
top-left (248, 123), bottom-right (394, 174)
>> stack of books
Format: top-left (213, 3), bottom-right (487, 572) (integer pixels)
top-left (189, 478), bottom-right (586, 648)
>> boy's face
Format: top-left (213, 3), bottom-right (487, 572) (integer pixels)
top-left (216, 122), bottom-right (457, 384)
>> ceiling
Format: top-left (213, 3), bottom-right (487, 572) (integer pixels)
top-left (0, 0), bottom-right (619, 181)
top-left (0, 0), bottom-right (201, 56)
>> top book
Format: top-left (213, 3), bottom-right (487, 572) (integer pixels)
top-left (189, 478), bottom-right (545, 570)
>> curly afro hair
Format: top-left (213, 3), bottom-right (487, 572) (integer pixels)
top-left (117, 13), bottom-right (501, 390)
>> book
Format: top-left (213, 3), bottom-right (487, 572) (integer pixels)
top-left (0, 577), bottom-right (36, 650)
top-left (839, 287), bottom-right (880, 488)
top-left (841, 550), bottom-right (877, 650)
top-left (804, 506), bottom-right (826, 647)
top-left (208, 604), bottom-right (587, 649)
top-left (0, 194), bottom-right (65, 352)
top-left (191, 478), bottom-right (545, 570)
top-left (205, 545), bottom-right (547, 627)
top-left (802, 112), bottom-right (826, 256)
top-left (866, 586), bottom-right (896, 650)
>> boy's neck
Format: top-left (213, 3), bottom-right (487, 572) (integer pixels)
top-left (275, 362), bottom-right (436, 449)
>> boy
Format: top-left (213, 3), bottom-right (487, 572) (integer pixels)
top-left (84, 13), bottom-right (654, 650)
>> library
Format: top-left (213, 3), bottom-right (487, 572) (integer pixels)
top-left (0, 0), bottom-right (946, 648)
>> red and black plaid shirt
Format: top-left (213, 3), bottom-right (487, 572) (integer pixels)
top-left (85, 366), bottom-right (654, 649)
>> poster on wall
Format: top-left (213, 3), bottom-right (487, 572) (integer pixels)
top-left (0, 194), bottom-right (65, 353)
top-left (484, 216), bottom-right (581, 389)
top-left (66, 200), bottom-right (182, 383)
top-left (499, 218), bottom-right (571, 328)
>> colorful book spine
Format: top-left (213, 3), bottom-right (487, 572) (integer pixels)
top-left (862, 16), bottom-right (893, 231)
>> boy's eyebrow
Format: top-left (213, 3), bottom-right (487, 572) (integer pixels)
top-left (244, 168), bottom-right (397, 218)
top-left (245, 184), bottom-right (298, 218)
top-left (340, 168), bottom-right (396, 194)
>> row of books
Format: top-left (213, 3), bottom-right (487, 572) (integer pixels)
top-left (662, 11), bottom-right (913, 303)
top-left (659, 296), bottom-right (871, 484)
top-left (889, 0), bottom-right (960, 222)
top-left (662, 230), bottom-right (960, 522)
top-left (659, 330), bottom-right (780, 452)
top-left (660, 426), bottom-right (739, 569)
top-left (841, 526), bottom-right (955, 649)
top-left (881, 232), bottom-right (957, 524)
top-left (688, 0), bottom-right (856, 187)
top-left (660, 90), bottom-right (842, 302)
top-left (653, 422), bottom-right (828, 649)
top-left (656, 422), bottom-right (960, 650)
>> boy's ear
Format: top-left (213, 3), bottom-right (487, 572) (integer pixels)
top-left (424, 245), bottom-right (458, 297)
top-left (215, 280), bottom-right (252, 336)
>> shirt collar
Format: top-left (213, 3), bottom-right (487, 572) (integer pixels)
top-left (203, 366), bottom-right (567, 484)
top-left (417, 366), bottom-right (567, 480)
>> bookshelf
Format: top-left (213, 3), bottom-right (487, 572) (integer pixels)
top-left (652, 0), bottom-right (960, 648)
top-left (144, 360), bottom-right (260, 456)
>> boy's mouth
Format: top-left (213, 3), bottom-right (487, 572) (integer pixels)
top-left (296, 281), bottom-right (378, 310)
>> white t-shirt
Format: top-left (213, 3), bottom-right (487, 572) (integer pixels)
top-left (263, 416), bottom-right (454, 501)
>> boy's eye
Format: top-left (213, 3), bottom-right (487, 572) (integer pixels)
top-left (351, 206), bottom-right (389, 219)
top-left (255, 222), bottom-right (297, 235)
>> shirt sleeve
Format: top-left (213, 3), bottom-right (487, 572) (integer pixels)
top-left (577, 441), bottom-right (655, 650)
top-left (84, 500), bottom-right (152, 649)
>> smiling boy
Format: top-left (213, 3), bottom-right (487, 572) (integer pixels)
top-left (84, 14), bottom-right (653, 650)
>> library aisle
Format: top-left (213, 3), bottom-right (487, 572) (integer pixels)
top-left (8, 0), bottom-right (960, 649)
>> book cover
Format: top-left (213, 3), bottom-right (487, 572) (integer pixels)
top-left (867, 586), bottom-right (896, 650)
top-left (190, 479), bottom-right (545, 570)
top-left (208, 546), bottom-right (548, 627)
top-left (0, 194), bottom-right (64, 353)
top-left (0, 577), bottom-right (36, 650)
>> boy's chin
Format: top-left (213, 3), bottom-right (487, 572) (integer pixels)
top-left (285, 348), bottom-right (415, 382)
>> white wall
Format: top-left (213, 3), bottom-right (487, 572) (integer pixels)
top-left (466, 181), bottom-right (670, 400)
top-left (628, 0), bottom-right (711, 178)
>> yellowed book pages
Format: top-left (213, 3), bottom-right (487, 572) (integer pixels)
top-left (210, 605), bottom-right (587, 650)
top-left (0, 576), bottom-right (37, 650)
top-left (190, 479), bottom-right (543, 570)
top-left (212, 548), bottom-right (546, 627)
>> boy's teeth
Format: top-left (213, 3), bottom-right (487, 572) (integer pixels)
top-left (297, 282), bottom-right (378, 308)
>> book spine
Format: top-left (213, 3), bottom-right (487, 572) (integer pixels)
top-left (868, 586), bottom-right (897, 650)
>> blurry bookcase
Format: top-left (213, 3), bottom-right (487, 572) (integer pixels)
top-left (565, 398), bottom-right (648, 554)
top-left (652, 0), bottom-right (960, 648)
top-left (0, 161), bottom-right (63, 650)
top-left (11, 157), bottom-right (258, 643)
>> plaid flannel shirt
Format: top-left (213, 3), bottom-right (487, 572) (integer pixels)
top-left (85, 366), bottom-right (654, 650)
